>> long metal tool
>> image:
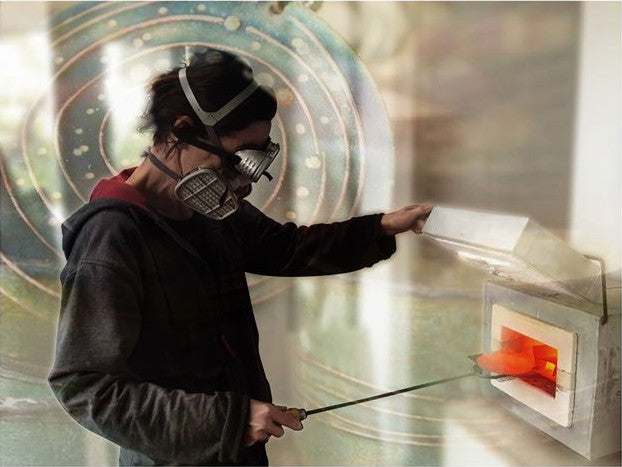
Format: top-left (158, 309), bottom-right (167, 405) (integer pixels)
top-left (288, 370), bottom-right (484, 421)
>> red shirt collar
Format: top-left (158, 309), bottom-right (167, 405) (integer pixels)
top-left (89, 167), bottom-right (150, 212)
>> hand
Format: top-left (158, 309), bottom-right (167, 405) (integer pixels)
top-left (244, 400), bottom-right (303, 447)
top-left (380, 204), bottom-right (433, 235)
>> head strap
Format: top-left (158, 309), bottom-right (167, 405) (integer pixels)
top-left (146, 150), bottom-right (182, 182)
top-left (178, 67), bottom-right (260, 127)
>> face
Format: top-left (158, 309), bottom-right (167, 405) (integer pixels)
top-left (166, 119), bottom-right (272, 219)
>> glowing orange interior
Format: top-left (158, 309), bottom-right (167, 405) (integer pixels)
top-left (477, 327), bottom-right (558, 397)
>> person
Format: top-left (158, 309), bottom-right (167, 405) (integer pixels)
top-left (47, 49), bottom-right (431, 466)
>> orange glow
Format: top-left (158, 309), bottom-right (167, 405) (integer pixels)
top-left (476, 352), bottom-right (533, 375)
top-left (477, 327), bottom-right (558, 397)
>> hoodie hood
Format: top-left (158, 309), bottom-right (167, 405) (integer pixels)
top-left (61, 167), bottom-right (151, 258)
top-left (89, 167), bottom-right (148, 209)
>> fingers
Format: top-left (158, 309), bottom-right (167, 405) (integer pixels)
top-left (403, 205), bottom-right (433, 226)
top-left (382, 203), bottom-right (433, 236)
top-left (245, 419), bottom-right (289, 447)
top-left (403, 203), bottom-right (432, 211)
top-left (244, 425), bottom-right (276, 446)
top-left (413, 214), bottom-right (429, 232)
top-left (407, 204), bottom-right (432, 234)
top-left (406, 204), bottom-right (433, 216)
top-left (264, 421), bottom-right (285, 438)
top-left (272, 406), bottom-right (304, 431)
top-left (246, 401), bottom-right (304, 447)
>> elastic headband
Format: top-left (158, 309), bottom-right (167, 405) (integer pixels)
top-left (178, 67), bottom-right (260, 127)
top-left (146, 150), bottom-right (182, 182)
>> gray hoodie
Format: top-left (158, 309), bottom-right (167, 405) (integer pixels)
top-left (48, 168), bottom-right (396, 465)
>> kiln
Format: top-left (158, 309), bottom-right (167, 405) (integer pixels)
top-left (422, 206), bottom-right (621, 460)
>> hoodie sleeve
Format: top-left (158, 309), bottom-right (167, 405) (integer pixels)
top-left (231, 201), bottom-right (396, 276)
top-left (48, 211), bottom-right (249, 465)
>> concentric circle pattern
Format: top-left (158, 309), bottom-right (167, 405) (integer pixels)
top-left (1, 1), bottom-right (393, 306)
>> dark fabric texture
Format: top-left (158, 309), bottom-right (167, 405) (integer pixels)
top-left (48, 197), bottom-right (396, 466)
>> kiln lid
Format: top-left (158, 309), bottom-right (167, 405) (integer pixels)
top-left (421, 206), bottom-right (602, 303)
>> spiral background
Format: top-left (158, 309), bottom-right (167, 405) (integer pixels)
top-left (0, 1), bottom-right (393, 308)
top-left (0, 2), bottom-right (393, 464)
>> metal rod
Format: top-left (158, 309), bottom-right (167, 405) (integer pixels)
top-left (287, 364), bottom-right (514, 421)
top-left (305, 372), bottom-right (474, 417)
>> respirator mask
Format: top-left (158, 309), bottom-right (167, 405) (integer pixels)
top-left (148, 66), bottom-right (280, 220)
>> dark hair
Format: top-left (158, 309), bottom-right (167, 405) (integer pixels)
top-left (139, 48), bottom-right (277, 144)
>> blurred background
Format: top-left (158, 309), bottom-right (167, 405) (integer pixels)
top-left (0, 1), bottom-right (620, 465)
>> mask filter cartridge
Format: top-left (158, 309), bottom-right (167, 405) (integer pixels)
top-left (174, 166), bottom-right (239, 220)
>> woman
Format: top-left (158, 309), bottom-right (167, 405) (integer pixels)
top-left (48, 49), bottom-right (431, 466)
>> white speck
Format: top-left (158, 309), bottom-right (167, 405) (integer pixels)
top-left (296, 186), bottom-right (309, 198)
top-left (85, 172), bottom-right (95, 180)
top-left (16, 178), bottom-right (25, 186)
top-left (285, 210), bottom-right (296, 221)
top-left (297, 74), bottom-right (308, 83)
top-left (37, 147), bottom-right (47, 155)
top-left (73, 148), bottom-right (82, 156)
top-left (197, 4), bottom-right (206, 11)
top-left (141, 33), bottom-right (152, 41)
top-left (106, 19), bottom-right (117, 28)
top-left (320, 116), bottom-right (330, 124)
top-left (51, 191), bottom-right (62, 200)
top-left (54, 56), bottom-right (64, 65)
top-left (97, 93), bottom-right (105, 101)
top-left (75, 128), bottom-right (83, 135)
top-left (295, 123), bottom-right (306, 135)
top-left (291, 37), bottom-right (309, 54)
top-left (305, 156), bottom-right (321, 169)
top-left (86, 108), bottom-right (95, 115)
top-left (121, 158), bottom-right (130, 165)
top-left (256, 72), bottom-right (275, 87)
top-left (158, 7), bottom-right (168, 15)
top-left (275, 88), bottom-right (294, 106)
top-left (251, 41), bottom-right (261, 51)
top-left (224, 16), bottom-right (241, 31)
top-left (99, 56), bottom-right (109, 64)
top-left (132, 38), bottom-right (144, 48)
top-left (80, 145), bottom-right (89, 152)
top-left (48, 217), bottom-right (59, 226)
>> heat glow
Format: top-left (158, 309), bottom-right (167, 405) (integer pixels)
top-left (477, 327), bottom-right (558, 396)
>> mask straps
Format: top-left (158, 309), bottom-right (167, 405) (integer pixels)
top-left (170, 129), bottom-right (242, 174)
top-left (146, 150), bottom-right (182, 182)
top-left (178, 67), bottom-right (259, 147)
